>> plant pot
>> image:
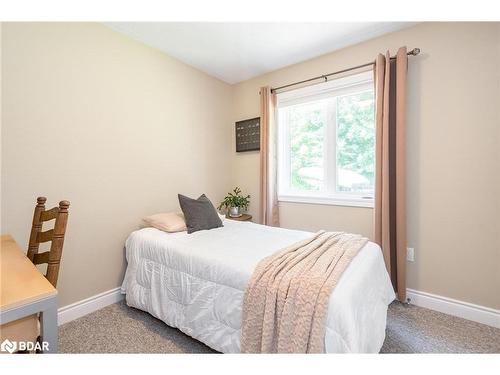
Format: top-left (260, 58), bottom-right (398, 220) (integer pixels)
top-left (229, 206), bottom-right (242, 218)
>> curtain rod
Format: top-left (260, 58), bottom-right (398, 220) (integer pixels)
top-left (271, 48), bottom-right (421, 93)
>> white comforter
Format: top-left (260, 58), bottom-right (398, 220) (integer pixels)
top-left (121, 220), bottom-right (395, 353)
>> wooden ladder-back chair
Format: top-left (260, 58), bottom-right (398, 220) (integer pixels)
top-left (26, 197), bottom-right (70, 288)
top-left (0, 197), bottom-right (70, 351)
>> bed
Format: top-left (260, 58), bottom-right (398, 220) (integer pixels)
top-left (121, 219), bottom-right (395, 353)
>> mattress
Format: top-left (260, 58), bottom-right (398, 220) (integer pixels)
top-left (121, 220), bottom-right (395, 353)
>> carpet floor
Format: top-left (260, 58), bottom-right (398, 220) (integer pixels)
top-left (59, 300), bottom-right (500, 353)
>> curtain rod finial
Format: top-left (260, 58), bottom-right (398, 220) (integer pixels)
top-left (410, 48), bottom-right (421, 56)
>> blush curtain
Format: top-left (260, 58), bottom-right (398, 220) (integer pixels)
top-left (373, 47), bottom-right (408, 302)
top-left (259, 86), bottom-right (280, 226)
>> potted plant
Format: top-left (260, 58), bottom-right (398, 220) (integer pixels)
top-left (218, 187), bottom-right (250, 218)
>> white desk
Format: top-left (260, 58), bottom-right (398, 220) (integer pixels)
top-left (0, 234), bottom-right (58, 353)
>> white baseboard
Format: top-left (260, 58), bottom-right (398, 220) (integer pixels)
top-left (407, 288), bottom-right (500, 329)
top-left (58, 287), bottom-right (124, 326)
top-left (56, 286), bottom-right (499, 329)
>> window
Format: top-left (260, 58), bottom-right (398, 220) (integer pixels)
top-left (277, 71), bottom-right (375, 207)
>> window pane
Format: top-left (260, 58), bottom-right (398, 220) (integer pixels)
top-left (336, 90), bottom-right (375, 195)
top-left (287, 101), bottom-right (326, 191)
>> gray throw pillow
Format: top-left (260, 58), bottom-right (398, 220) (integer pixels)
top-left (178, 194), bottom-right (223, 234)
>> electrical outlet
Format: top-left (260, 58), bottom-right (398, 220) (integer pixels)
top-left (407, 247), bottom-right (415, 262)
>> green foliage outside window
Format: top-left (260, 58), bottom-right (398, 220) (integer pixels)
top-left (336, 90), bottom-right (375, 191)
top-left (286, 90), bottom-right (375, 192)
top-left (289, 102), bottom-right (325, 191)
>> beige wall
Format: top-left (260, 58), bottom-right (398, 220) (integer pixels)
top-left (1, 23), bottom-right (233, 306)
top-left (231, 23), bottom-right (500, 309)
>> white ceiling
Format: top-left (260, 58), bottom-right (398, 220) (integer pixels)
top-left (104, 22), bottom-right (416, 84)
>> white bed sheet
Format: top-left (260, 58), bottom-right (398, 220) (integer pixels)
top-left (121, 220), bottom-right (395, 353)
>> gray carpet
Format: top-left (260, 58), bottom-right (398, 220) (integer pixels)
top-left (59, 300), bottom-right (500, 353)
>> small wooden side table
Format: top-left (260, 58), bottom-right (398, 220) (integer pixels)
top-left (226, 213), bottom-right (252, 222)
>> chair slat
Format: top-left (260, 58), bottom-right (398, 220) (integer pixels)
top-left (40, 207), bottom-right (59, 222)
top-left (36, 229), bottom-right (54, 243)
top-left (33, 252), bottom-right (50, 265)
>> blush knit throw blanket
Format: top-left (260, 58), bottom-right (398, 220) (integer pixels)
top-left (241, 231), bottom-right (368, 353)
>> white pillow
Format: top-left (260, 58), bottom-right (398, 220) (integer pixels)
top-left (218, 212), bottom-right (226, 222)
top-left (143, 212), bottom-right (187, 233)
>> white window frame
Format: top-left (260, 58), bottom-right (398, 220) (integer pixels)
top-left (277, 70), bottom-right (375, 208)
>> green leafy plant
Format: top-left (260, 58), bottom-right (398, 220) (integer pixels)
top-left (218, 187), bottom-right (250, 211)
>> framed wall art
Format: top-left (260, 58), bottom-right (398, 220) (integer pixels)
top-left (235, 117), bottom-right (260, 152)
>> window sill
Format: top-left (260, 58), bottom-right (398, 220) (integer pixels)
top-left (278, 195), bottom-right (374, 208)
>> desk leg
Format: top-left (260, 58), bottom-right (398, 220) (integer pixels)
top-left (40, 297), bottom-right (58, 353)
